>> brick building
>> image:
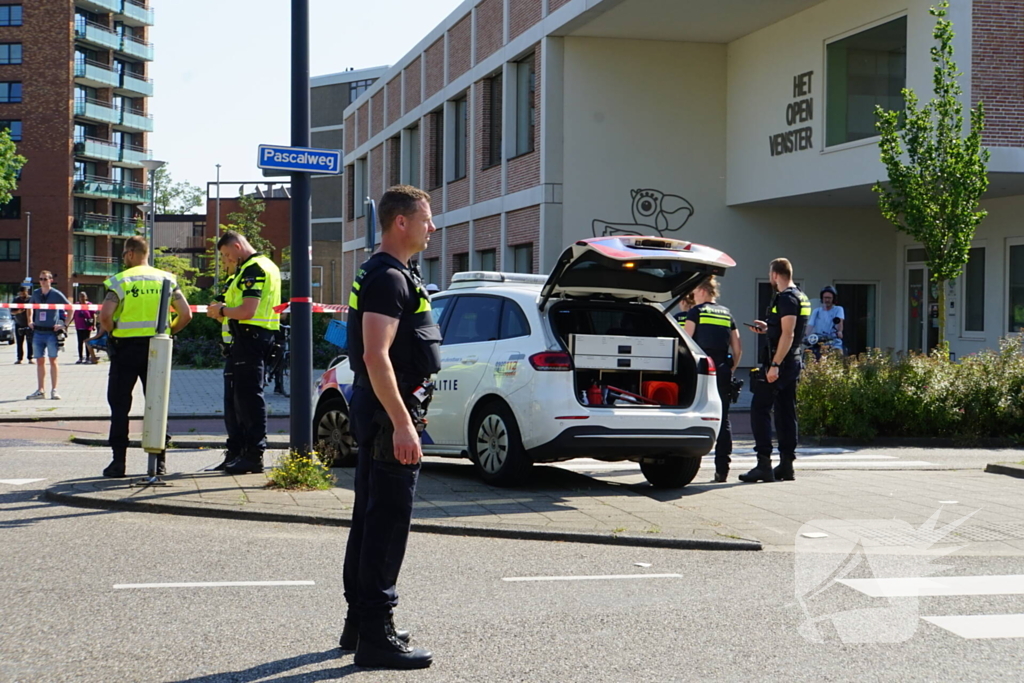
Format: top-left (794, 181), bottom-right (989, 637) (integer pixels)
top-left (0, 0), bottom-right (155, 301)
top-left (334, 0), bottom-right (1024, 361)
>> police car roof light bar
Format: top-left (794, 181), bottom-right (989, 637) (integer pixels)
top-left (451, 272), bottom-right (548, 285)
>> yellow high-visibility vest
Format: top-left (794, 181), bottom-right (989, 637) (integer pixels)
top-left (104, 265), bottom-right (177, 338)
top-left (221, 254), bottom-right (281, 342)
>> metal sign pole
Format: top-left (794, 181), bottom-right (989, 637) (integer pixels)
top-left (290, 0), bottom-right (313, 455)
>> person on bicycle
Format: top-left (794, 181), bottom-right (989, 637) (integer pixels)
top-left (808, 286), bottom-right (844, 351)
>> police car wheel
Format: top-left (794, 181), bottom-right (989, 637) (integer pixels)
top-left (314, 397), bottom-right (357, 467)
top-left (470, 401), bottom-right (531, 487)
top-left (638, 456), bottom-right (702, 489)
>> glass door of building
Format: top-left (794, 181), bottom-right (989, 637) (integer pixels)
top-left (906, 265), bottom-right (938, 353)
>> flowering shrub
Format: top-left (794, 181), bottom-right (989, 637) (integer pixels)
top-left (798, 337), bottom-right (1024, 440)
top-left (265, 449), bottom-right (336, 490)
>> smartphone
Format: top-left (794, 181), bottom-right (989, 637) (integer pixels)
top-left (743, 322), bottom-right (760, 330)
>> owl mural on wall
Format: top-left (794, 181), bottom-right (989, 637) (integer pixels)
top-left (593, 188), bottom-right (695, 237)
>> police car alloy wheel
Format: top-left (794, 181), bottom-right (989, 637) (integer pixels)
top-left (470, 401), bottom-right (531, 487)
top-left (314, 397), bottom-right (357, 467)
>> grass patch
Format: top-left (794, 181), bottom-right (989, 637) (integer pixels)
top-left (265, 450), bottom-right (336, 491)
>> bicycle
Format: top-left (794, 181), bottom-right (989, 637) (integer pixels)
top-left (265, 324), bottom-right (290, 397)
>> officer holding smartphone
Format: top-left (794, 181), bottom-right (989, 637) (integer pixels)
top-left (740, 258), bottom-right (810, 483)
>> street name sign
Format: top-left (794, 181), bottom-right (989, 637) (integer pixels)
top-left (257, 144), bottom-right (342, 175)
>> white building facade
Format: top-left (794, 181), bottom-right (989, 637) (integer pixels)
top-left (337, 0), bottom-right (1024, 360)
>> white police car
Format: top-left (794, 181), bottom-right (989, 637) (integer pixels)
top-left (314, 236), bottom-right (735, 488)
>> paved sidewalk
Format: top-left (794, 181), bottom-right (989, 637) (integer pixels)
top-left (0, 342), bottom-right (314, 419)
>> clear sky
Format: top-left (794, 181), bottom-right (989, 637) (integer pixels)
top-left (149, 0), bottom-right (463, 206)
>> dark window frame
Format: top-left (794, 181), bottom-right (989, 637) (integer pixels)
top-left (452, 96), bottom-right (468, 181)
top-left (963, 246), bottom-right (985, 334)
top-left (0, 236), bottom-right (19, 260)
top-left (0, 118), bottom-right (20, 140)
top-left (485, 73), bottom-right (503, 169)
top-left (0, 43), bottom-right (22, 65)
top-left (477, 248), bottom-right (496, 271)
top-left (429, 110), bottom-right (444, 190)
top-left (512, 243), bottom-right (533, 274)
top-left (0, 6), bottom-right (22, 27)
top-left (514, 54), bottom-right (536, 157)
top-left (452, 251), bottom-right (469, 276)
top-left (0, 80), bottom-right (22, 103)
top-left (0, 195), bottom-right (21, 219)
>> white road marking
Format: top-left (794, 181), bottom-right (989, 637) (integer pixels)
top-left (19, 449), bottom-right (103, 453)
top-left (0, 479), bottom-right (45, 486)
top-left (503, 573), bottom-right (682, 583)
top-left (113, 580), bottom-right (315, 589)
top-left (923, 614), bottom-right (1024, 639)
top-left (939, 501), bottom-right (959, 505)
top-left (795, 461), bottom-right (935, 468)
top-left (839, 575), bottom-right (1024, 598)
top-left (801, 532), bottom-right (829, 539)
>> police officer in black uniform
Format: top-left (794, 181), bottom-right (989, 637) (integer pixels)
top-left (740, 257), bottom-right (810, 483)
top-left (681, 275), bottom-right (742, 482)
top-left (340, 185), bottom-right (441, 670)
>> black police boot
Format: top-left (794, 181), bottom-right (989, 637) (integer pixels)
top-left (353, 616), bottom-right (432, 669)
top-left (102, 449), bottom-right (127, 478)
top-left (339, 617), bottom-right (411, 652)
top-left (224, 451), bottom-right (264, 475)
top-left (713, 470), bottom-right (729, 483)
top-left (773, 457), bottom-right (796, 481)
top-left (207, 450), bottom-right (239, 472)
top-left (738, 456), bottom-right (776, 483)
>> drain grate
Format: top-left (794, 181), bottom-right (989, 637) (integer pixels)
top-left (840, 523), bottom-right (1024, 546)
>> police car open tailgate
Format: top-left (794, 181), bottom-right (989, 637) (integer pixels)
top-left (539, 236), bottom-right (736, 309)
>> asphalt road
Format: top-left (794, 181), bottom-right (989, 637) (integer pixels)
top-left (2, 440), bottom-right (1023, 682)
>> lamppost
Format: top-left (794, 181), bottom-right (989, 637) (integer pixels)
top-left (140, 159), bottom-right (166, 265)
top-left (215, 163), bottom-right (222, 287)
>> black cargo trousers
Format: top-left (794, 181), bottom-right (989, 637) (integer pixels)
top-left (107, 337), bottom-right (151, 453)
top-left (713, 361), bottom-right (734, 472)
top-left (223, 324), bottom-right (275, 458)
top-left (750, 358), bottom-right (801, 462)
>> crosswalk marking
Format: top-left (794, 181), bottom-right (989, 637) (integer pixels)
top-left (840, 575), bottom-right (1024, 598)
top-left (503, 573), bottom-right (682, 583)
top-left (113, 581), bottom-right (315, 589)
top-left (923, 614), bottom-right (1024, 640)
top-left (0, 479), bottom-right (46, 486)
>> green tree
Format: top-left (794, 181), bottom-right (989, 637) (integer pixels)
top-left (154, 248), bottom-right (200, 300)
top-left (154, 166), bottom-right (204, 214)
top-left (224, 188), bottom-right (275, 255)
top-left (0, 128), bottom-right (27, 206)
top-left (874, 0), bottom-right (989, 347)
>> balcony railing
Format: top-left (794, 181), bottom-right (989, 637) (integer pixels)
top-left (74, 97), bottom-right (122, 126)
top-left (119, 145), bottom-right (151, 165)
top-left (74, 136), bottom-right (121, 162)
top-left (74, 59), bottom-right (120, 88)
top-left (74, 18), bottom-right (121, 51)
top-left (73, 174), bottom-right (150, 203)
top-left (118, 0), bottom-right (154, 26)
top-left (78, 0), bottom-right (122, 14)
top-left (119, 107), bottom-right (154, 132)
top-left (75, 214), bottom-right (140, 237)
top-left (73, 256), bottom-right (122, 277)
top-left (118, 33), bottom-right (154, 61)
top-left (118, 71), bottom-right (153, 97)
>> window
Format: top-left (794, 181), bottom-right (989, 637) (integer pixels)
top-left (512, 244), bottom-right (533, 274)
top-left (423, 257), bottom-right (440, 288)
top-left (443, 296), bottom-right (502, 345)
top-left (345, 165), bottom-right (355, 220)
top-left (963, 247), bottom-right (985, 334)
top-left (0, 43), bottom-right (21, 65)
top-left (1009, 244), bottom-right (1024, 333)
top-left (0, 195), bottom-right (19, 219)
top-left (0, 6), bottom-right (22, 27)
top-left (478, 248), bottom-right (496, 271)
top-left (453, 96), bottom-right (468, 181)
top-left (349, 79), bottom-right (374, 103)
top-left (0, 237), bottom-right (19, 261)
top-left (0, 119), bottom-right (20, 141)
top-left (826, 16), bottom-right (907, 146)
top-left (499, 299), bottom-right (530, 339)
top-left (405, 125), bottom-right (420, 188)
top-left (430, 295), bottom-right (452, 330)
top-left (429, 110), bottom-right (444, 190)
top-left (0, 81), bottom-right (22, 103)
top-left (515, 54), bottom-right (536, 156)
top-left (354, 158), bottom-right (368, 218)
top-left (453, 252), bottom-right (468, 275)
top-left (486, 74), bottom-right (503, 168)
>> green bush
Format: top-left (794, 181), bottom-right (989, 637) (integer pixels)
top-left (798, 337), bottom-right (1024, 440)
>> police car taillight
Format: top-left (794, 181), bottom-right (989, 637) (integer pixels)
top-left (529, 351), bottom-right (572, 371)
top-left (697, 356), bottom-right (716, 375)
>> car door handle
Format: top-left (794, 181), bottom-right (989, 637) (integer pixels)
top-left (461, 356), bottom-right (477, 365)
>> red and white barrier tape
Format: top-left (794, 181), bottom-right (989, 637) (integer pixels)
top-left (0, 302), bottom-right (349, 314)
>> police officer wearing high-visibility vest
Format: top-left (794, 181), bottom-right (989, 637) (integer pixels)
top-left (99, 236), bottom-right (193, 478)
top-left (206, 231), bottom-right (282, 474)
top-left (340, 185), bottom-right (441, 670)
top-left (741, 258), bottom-right (810, 483)
top-left (682, 275), bottom-right (742, 483)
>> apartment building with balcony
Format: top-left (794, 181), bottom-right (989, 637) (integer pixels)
top-left (0, 0), bottom-right (154, 301)
top-left (338, 0), bottom-right (1024, 360)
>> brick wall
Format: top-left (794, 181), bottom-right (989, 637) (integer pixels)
top-left (448, 14), bottom-right (472, 82)
top-left (344, 165), bottom-right (355, 240)
top-left (506, 205), bottom-right (540, 273)
top-left (357, 103), bottom-right (369, 146)
top-left (344, 114), bottom-right (356, 154)
top-left (387, 136), bottom-right (401, 187)
top-left (425, 38), bottom-right (445, 99)
top-left (369, 144), bottom-right (384, 206)
top-left (476, 0), bottom-right (504, 63)
top-left (509, 0), bottom-right (543, 40)
top-left (972, 0), bottom-right (1024, 146)
top-left (508, 46), bottom-right (541, 194)
top-left (475, 77), bottom-right (503, 202)
top-left (446, 222), bottom-right (470, 285)
top-left (474, 214), bottom-right (501, 269)
top-left (422, 226), bottom-right (443, 264)
top-left (370, 90), bottom-right (384, 137)
top-left (448, 177), bottom-right (469, 210)
top-left (404, 56), bottom-right (422, 113)
top-left (385, 76), bottom-right (401, 127)
top-left (549, 0), bottom-right (571, 11)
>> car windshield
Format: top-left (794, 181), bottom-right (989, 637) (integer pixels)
top-left (0, 308), bottom-right (11, 319)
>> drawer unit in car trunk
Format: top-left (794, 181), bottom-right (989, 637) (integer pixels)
top-left (569, 334), bottom-right (676, 372)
